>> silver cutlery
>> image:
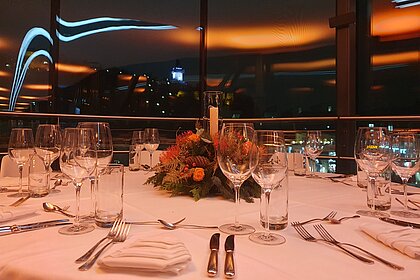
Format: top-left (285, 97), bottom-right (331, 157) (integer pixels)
top-left (328, 214), bottom-right (360, 224)
top-left (395, 197), bottom-right (418, 211)
top-left (314, 224), bottom-right (404, 270)
top-left (293, 211), bottom-right (337, 226)
top-left (43, 202), bottom-right (75, 218)
top-left (128, 217), bottom-right (186, 226)
top-left (78, 220), bottom-right (131, 271)
top-left (0, 219), bottom-right (71, 236)
top-left (379, 217), bottom-right (420, 228)
top-left (224, 235), bottom-right (235, 279)
top-left (408, 199), bottom-right (420, 208)
top-left (75, 218), bottom-right (123, 263)
top-left (157, 219), bottom-right (218, 230)
top-left (291, 222), bottom-right (373, 264)
top-left (207, 233), bottom-right (220, 277)
top-left (9, 194), bottom-right (30, 207)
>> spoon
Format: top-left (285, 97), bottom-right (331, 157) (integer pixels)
top-left (329, 215), bottom-right (360, 224)
top-left (43, 202), bottom-right (75, 218)
top-left (158, 218), bottom-right (219, 230)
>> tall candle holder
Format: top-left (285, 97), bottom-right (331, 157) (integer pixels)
top-left (203, 91), bottom-right (223, 140)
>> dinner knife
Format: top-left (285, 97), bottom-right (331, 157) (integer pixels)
top-left (379, 217), bottom-right (420, 228)
top-left (224, 235), bottom-right (235, 278)
top-left (0, 219), bottom-right (71, 236)
top-left (207, 233), bottom-right (220, 277)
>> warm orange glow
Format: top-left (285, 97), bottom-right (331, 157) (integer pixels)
top-left (20, 95), bottom-right (50, 101)
top-left (324, 79), bottom-right (336, 86)
top-left (134, 88), bottom-right (145, 93)
top-left (0, 70), bottom-right (11, 77)
top-left (170, 24), bottom-right (332, 50)
top-left (271, 58), bottom-right (335, 72)
top-left (118, 74), bottom-right (133, 81)
top-left (206, 78), bottom-right (223, 87)
top-left (290, 87), bottom-right (314, 93)
top-left (0, 37), bottom-right (11, 50)
top-left (372, 51), bottom-right (418, 66)
top-left (23, 84), bottom-right (52, 90)
top-left (371, 85), bottom-right (384, 91)
top-left (56, 63), bottom-right (95, 74)
top-left (373, 8), bottom-right (420, 38)
top-left (0, 87), bottom-right (9, 92)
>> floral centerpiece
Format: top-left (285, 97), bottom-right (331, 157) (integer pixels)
top-left (146, 130), bottom-right (260, 202)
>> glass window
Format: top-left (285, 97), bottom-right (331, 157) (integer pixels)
top-left (207, 0), bottom-right (336, 118)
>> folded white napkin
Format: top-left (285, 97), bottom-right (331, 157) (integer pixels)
top-left (0, 206), bottom-right (36, 223)
top-left (98, 236), bottom-right (192, 274)
top-left (360, 223), bottom-right (420, 259)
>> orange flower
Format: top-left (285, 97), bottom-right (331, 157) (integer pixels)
top-left (192, 167), bottom-right (205, 182)
top-left (188, 133), bottom-right (201, 142)
top-left (159, 145), bottom-right (180, 164)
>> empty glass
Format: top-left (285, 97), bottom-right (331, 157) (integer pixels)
top-left (144, 128), bottom-right (160, 168)
top-left (354, 127), bottom-right (391, 218)
top-left (390, 132), bottom-right (420, 218)
top-left (304, 131), bottom-right (324, 176)
top-left (35, 124), bottom-right (61, 193)
top-left (250, 130), bottom-right (287, 245)
top-left (59, 128), bottom-right (97, 235)
top-left (8, 128), bottom-right (35, 197)
top-left (129, 130), bottom-right (145, 171)
top-left (217, 123), bottom-right (258, 235)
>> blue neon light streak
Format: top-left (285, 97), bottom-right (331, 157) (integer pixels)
top-left (8, 16), bottom-right (177, 111)
top-left (56, 25), bottom-right (175, 42)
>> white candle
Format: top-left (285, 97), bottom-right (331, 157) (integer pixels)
top-left (209, 106), bottom-right (218, 138)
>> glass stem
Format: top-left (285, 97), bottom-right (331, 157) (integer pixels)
top-left (402, 178), bottom-right (408, 212)
top-left (90, 178), bottom-right (95, 216)
top-left (368, 175), bottom-right (376, 211)
top-left (233, 183), bottom-right (241, 228)
top-left (18, 164), bottom-right (23, 194)
top-left (149, 152), bottom-right (153, 167)
top-left (74, 182), bottom-right (82, 227)
top-left (263, 188), bottom-right (272, 236)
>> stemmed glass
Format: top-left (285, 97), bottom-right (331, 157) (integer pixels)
top-left (77, 122), bottom-right (113, 215)
top-left (8, 128), bottom-right (35, 197)
top-left (354, 127), bottom-right (391, 218)
top-left (390, 132), bottom-right (420, 218)
top-left (35, 124), bottom-right (61, 193)
top-left (130, 131), bottom-right (145, 170)
top-left (217, 123), bottom-right (258, 235)
top-left (59, 128), bottom-right (97, 235)
top-left (144, 128), bottom-right (160, 168)
top-left (304, 131), bottom-right (324, 176)
top-left (250, 130), bottom-right (287, 245)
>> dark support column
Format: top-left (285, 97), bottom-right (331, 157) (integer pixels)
top-left (199, 0), bottom-right (208, 117)
top-left (333, 0), bottom-right (357, 173)
top-left (49, 0), bottom-right (60, 112)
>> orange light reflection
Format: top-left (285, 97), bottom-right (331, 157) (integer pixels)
top-left (372, 51), bottom-right (418, 66)
top-left (0, 71), bottom-right (11, 77)
top-left (373, 8), bottom-right (420, 38)
top-left (56, 63), bottom-right (95, 74)
top-left (0, 87), bottom-right (9, 92)
top-left (134, 88), bottom-right (145, 93)
top-left (272, 58), bottom-right (335, 72)
top-left (23, 84), bottom-right (52, 90)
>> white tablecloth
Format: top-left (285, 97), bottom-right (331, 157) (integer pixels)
top-left (0, 171), bottom-right (419, 280)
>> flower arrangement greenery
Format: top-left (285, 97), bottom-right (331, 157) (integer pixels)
top-left (145, 130), bottom-right (261, 202)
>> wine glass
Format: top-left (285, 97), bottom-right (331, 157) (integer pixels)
top-left (144, 128), bottom-right (160, 168)
top-left (77, 122), bottom-right (113, 215)
top-left (35, 124), bottom-right (61, 193)
top-left (8, 128), bottom-right (35, 197)
top-left (217, 123), bottom-right (258, 235)
top-left (304, 131), bottom-right (324, 176)
top-left (59, 128), bottom-right (97, 235)
top-left (390, 132), bottom-right (420, 218)
top-left (129, 130), bottom-right (145, 171)
top-left (250, 130), bottom-right (287, 245)
top-left (354, 127), bottom-right (391, 218)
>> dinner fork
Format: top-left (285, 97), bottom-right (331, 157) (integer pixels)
top-left (75, 218), bottom-right (123, 263)
top-left (292, 211), bottom-right (337, 226)
top-left (313, 224), bottom-right (404, 270)
top-left (291, 222), bottom-right (373, 264)
top-left (78, 220), bottom-right (131, 271)
top-left (9, 194), bottom-right (30, 207)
